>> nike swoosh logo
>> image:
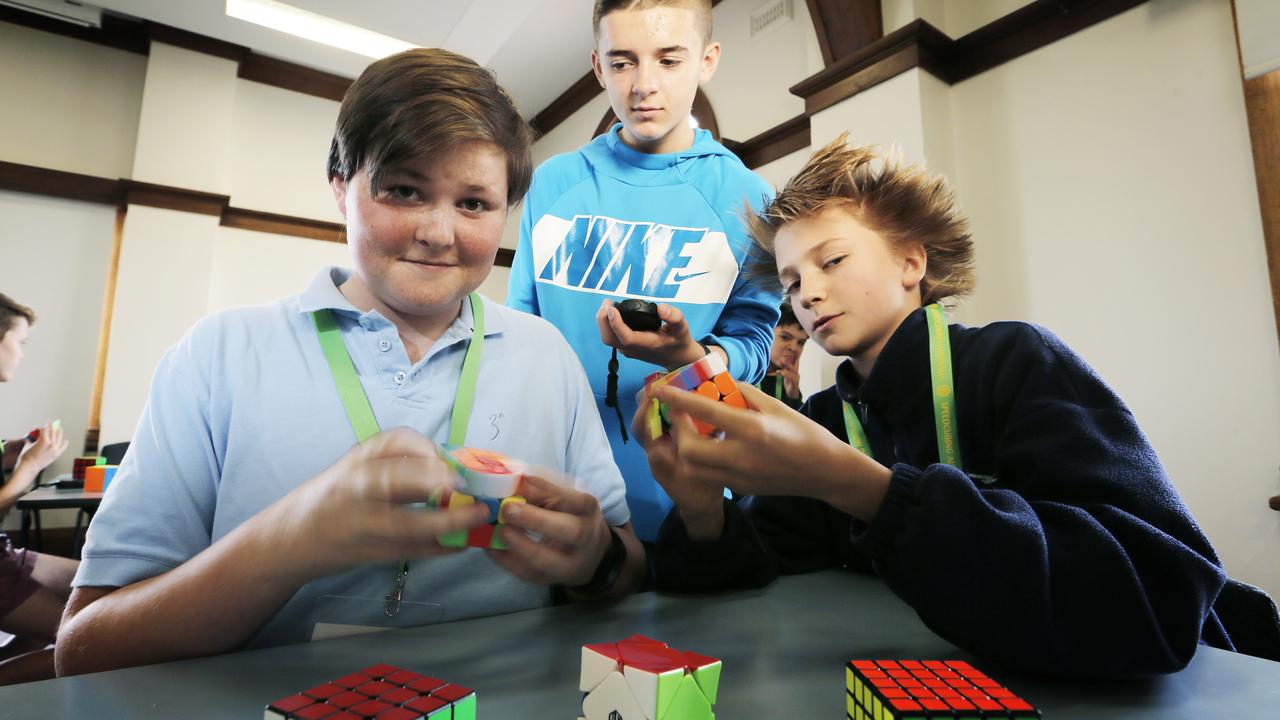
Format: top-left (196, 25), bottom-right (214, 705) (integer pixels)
top-left (672, 270), bottom-right (710, 283)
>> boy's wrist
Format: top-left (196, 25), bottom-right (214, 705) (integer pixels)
top-left (664, 338), bottom-right (707, 370)
top-left (679, 504), bottom-right (726, 542)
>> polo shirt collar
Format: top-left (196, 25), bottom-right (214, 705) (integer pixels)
top-left (296, 266), bottom-right (505, 338)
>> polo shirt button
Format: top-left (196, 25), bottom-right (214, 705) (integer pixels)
top-left (379, 339), bottom-right (392, 352)
top-left (394, 371), bottom-right (406, 385)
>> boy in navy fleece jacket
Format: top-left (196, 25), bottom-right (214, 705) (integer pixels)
top-left (637, 135), bottom-right (1233, 677)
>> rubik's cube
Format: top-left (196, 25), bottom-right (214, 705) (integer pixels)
top-left (72, 455), bottom-right (105, 481)
top-left (845, 660), bottom-right (1040, 720)
top-left (637, 352), bottom-right (747, 440)
top-left (84, 464), bottom-right (118, 492)
top-left (264, 664), bottom-right (475, 720)
top-left (579, 635), bottom-right (721, 720)
top-left (430, 447), bottom-right (527, 550)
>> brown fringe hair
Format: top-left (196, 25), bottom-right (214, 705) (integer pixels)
top-left (0, 293), bottom-right (35, 339)
top-left (326, 48), bottom-right (533, 207)
top-left (745, 133), bottom-right (975, 306)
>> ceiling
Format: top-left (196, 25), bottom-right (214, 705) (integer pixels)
top-left (88, 0), bottom-right (599, 115)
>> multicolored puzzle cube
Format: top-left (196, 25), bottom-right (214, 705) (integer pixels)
top-left (846, 660), bottom-right (1040, 720)
top-left (636, 352), bottom-right (747, 440)
top-left (72, 455), bottom-right (105, 481)
top-left (579, 635), bottom-right (721, 720)
top-left (83, 464), bottom-right (117, 492)
top-left (431, 447), bottom-right (527, 550)
top-left (264, 664), bottom-right (475, 720)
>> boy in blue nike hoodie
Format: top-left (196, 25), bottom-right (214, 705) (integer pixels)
top-left (507, 0), bottom-right (779, 541)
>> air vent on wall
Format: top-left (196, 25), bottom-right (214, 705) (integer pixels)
top-left (0, 0), bottom-right (101, 27)
top-left (750, 0), bottom-right (793, 39)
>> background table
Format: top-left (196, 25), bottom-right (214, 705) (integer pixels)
top-left (2, 571), bottom-right (1277, 719)
top-left (14, 484), bottom-right (103, 557)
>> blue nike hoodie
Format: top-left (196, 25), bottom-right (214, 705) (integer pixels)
top-left (508, 124), bottom-right (780, 540)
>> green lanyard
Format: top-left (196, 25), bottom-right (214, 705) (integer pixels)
top-left (312, 292), bottom-right (485, 616)
top-left (756, 375), bottom-right (785, 400)
top-left (841, 303), bottom-right (962, 468)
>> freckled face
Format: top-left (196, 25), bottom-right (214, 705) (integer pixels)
top-left (331, 141), bottom-right (509, 326)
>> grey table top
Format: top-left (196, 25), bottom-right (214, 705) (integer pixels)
top-left (15, 486), bottom-right (103, 509)
top-left (3, 571), bottom-right (1277, 719)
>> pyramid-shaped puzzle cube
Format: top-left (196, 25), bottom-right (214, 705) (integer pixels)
top-left (430, 446), bottom-right (527, 550)
top-left (636, 352), bottom-right (748, 440)
top-left (579, 635), bottom-right (720, 720)
top-left (846, 659), bottom-right (1041, 720)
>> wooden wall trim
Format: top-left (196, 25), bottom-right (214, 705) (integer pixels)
top-left (0, 160), bottom-right (522, 269)
top-left (238, 52), bottom-right (352, 103)
top-left (87, 205), bottom-right (127, 455)
top-left (0, 161), bottom-right (122, 205)
top-left (149, 22), bottom-right (247, 62)
top-left (790, 0), bottom-right (1149, 112)
top-left (221, 207), bottom-right (344, 243)
top-left (122, 180), bottom-right (229, 216)
top-left (790, 19), bottom-right (954, 116)
top-left (0, 7), bottom-right (149, 55)
top-left (1242, 69), bottom-right (1280, 353)
top-left (729, 114), bottom-right (811, 170)
top-left (1, 6), bottom-right (351, 104)
top-left (948, 0), bottom-right (1148, 82)
top-left (531, 71), bottom-right (603, 139)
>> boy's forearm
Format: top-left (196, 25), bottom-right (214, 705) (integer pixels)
top-left (0, 465), bottom-right (36, 511)
top-left (56, 508), bottom-right (312, 676)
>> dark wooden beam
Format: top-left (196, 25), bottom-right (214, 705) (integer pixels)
top-left (0, 6), bottom-right (149, 55)
top-left (531, 71), bottom-right (603, 139)
top-left (790, 0), bottom-right (1149, 113)
top-left (725, 114), bottom-right (811, 170)
top-left (221, 207), bottom-right (344, 243)
top-left (805, 0), bottom-right (883, 67)
top-left (0, 161), bottom-right (122, 205)
top-left (149, 22), bottom-right (247, 63)
top-left (122, 180), bottom-right (229, 216)
top-left (948, 0), bottom-right (1148, 82)
top-left (1242, 69), bottom-right (1280, 354)
top-left (790, 19), bottom-right (955, 116)
top-left (238, 52), bottom-right (352, 103)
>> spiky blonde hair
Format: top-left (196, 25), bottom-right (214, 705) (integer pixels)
top-left (746, 133), bottom-right (975, 305)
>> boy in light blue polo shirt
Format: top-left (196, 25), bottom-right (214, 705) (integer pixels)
top-left (58, 48), bottom-right (645, 676)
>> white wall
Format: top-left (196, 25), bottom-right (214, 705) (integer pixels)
top-left (0, 190), bottom-right (116, 529)
top-left (881, 0), bottom-right (1035, 37)
top-left (0, 23), bottom-right (145, 179)
top-left (1236, 0), bottom-right (1280, 78)
top-left (706, 0), bottom-right (825, 142)
top-left (946, 0), bottom-right (1280, 597)
top-left (98, 206), bottom-right (219, 446)
top-left (206, 228), bottom-right (350, 313)
top-left (226, 80), bottom-right (342, 222)
top-left (130, 43), bottom-right (239, 193)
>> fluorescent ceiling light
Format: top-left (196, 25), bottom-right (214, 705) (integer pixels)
top-left (226, 0), bottom-right (414, 59)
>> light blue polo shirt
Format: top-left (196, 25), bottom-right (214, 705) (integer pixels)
top-left (76, 267), bottom-right (629, 648)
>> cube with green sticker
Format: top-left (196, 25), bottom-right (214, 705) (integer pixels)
top-left (579, 635), bottom-right (721, 720)
top-left (845, 659), bottom-right (1040, 720)
top-left (430, 446), bottom-right (527, 550)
